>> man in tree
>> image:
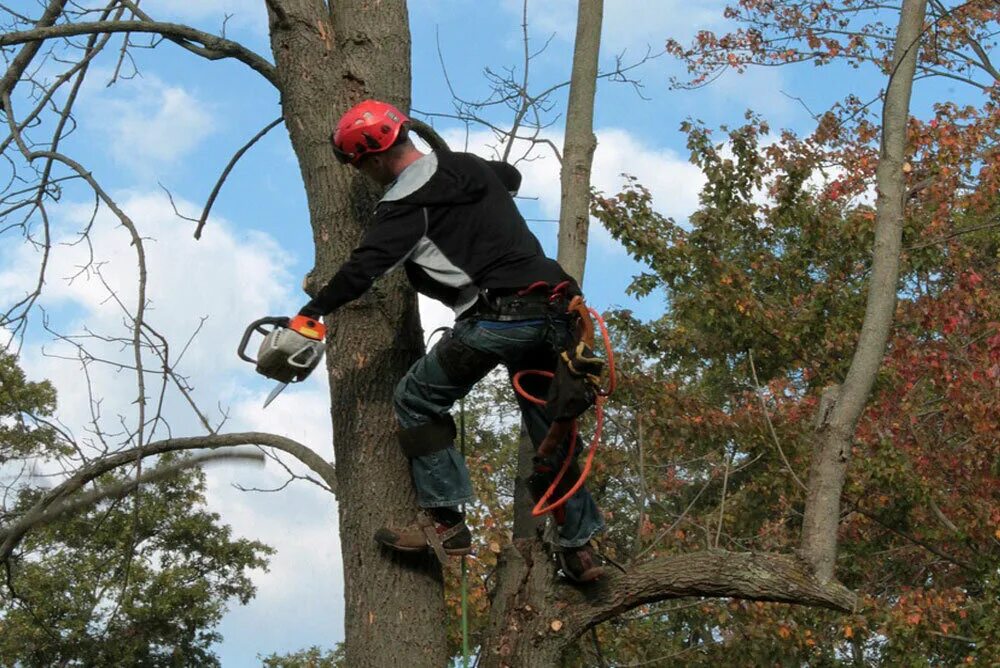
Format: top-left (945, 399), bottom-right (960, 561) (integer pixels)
top-left (298, 99), bottom-right (605, 582)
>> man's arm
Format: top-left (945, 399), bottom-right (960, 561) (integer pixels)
top-left (300, 204), bottom-right (425, 317)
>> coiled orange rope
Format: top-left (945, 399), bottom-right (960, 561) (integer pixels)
top-left (511, 306), bottom-right (616, 517)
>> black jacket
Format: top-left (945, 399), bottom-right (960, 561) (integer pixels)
top-left (303, 151), bottom-right (572, 316)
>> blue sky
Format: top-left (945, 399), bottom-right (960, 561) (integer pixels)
top-left (0, 0), bottom-right (948, 663)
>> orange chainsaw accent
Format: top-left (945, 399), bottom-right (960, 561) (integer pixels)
top-left (289, 315), bottom-right (327, 340)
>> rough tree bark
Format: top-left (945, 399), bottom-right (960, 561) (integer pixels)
top-left (799, 0), bottom-right (929, 582)
top-left (266, 2), bottom-right (449, 665)
top-left (556, 0), bottom-right (603, 284)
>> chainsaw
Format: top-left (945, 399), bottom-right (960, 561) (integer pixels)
top-left (237, 315), bottom-right (327, 408)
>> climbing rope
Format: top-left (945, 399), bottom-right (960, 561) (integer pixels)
top-left (459, 396), bottom-right (470, 668)
top-left (511, 305), bottom-right (616, 517)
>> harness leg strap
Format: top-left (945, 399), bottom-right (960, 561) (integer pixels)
top-left (398, 417), bottom-right (457, 458)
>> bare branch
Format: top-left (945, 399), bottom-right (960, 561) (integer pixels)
top-left (0, 0), bottom-right (69, 98)
top-left (749, 350), bottom-right (808, 492)
top-left (193, 116), bottom-right (283, 239)
top-left (0, 19), bottom-right (279, 87)
top-left (1, 449), bottom-right (265, 542)
top-left (0, 431), bottom-right (337, 561)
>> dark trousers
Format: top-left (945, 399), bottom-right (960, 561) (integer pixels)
top-left (392, 316), bottom-right (605, 548)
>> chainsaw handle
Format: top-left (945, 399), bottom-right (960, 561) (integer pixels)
top-left (236, 316), bottom-right (290, 364)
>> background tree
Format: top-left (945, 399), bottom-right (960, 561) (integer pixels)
top-left (0, 351), bottom-right (272, 666)
top-left (556, 0), bottom-right (603, 283)
top-left (550, 0), bottom-right (1000, 662)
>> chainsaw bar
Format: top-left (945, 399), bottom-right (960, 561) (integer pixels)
top-left (263, 381), bottom-right (288, 408)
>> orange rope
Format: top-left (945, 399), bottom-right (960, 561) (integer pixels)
top-left (511, 307), bottom-right (616, 517)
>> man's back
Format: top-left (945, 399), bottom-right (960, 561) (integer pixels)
top-left (381, 151), bottom-right (571, 314)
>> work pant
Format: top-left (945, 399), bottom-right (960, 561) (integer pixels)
top-left (393, 315), bottom-right (605, 548)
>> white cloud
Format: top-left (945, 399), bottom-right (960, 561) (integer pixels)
top-left (2, 189), bottom-right (294, 433)
top-left (86, 76), bottom-right (215, 170)
top-left (441, 125), bottom-right (704, 250)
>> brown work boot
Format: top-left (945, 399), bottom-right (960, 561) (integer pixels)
top-left (557, 542), bottom-right (605, 583)
top-left (374, 512), bottom-right (472, 562)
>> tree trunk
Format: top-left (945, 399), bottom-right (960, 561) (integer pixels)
top-left (491, 3), bottom-right (604, 654)
top-left (556, 0), bottom-right (603, 284)
top-left (267, 2), bottom-right (449, 666)
top-left (799, 0), bottom-right (928, 582)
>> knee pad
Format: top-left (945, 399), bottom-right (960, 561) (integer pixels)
top-left (398, 416), bottom-right (457, 458)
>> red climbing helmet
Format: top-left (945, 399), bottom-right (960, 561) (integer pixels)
top-left (331, 99), bottom-right (409, 165)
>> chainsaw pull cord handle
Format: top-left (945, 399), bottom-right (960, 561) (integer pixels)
top-left (511, 305), bottom-right (615, 518)
top-left (236, 316), bottom-right (290, 364)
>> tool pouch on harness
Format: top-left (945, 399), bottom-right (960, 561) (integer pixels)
top-left (544, 341), bottom-right (603, 422)
top-left (543, 293), bottom-right (605, 425)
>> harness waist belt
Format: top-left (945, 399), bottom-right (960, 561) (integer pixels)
top-left (463, 291), bottom-right (570, 321)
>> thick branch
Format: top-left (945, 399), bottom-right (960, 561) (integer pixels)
top-left (0, 20), bottom-right (278, 87)
top-left (564, 551), bottom-right (856, 635)
top-left (0, 431), bottom-right (336, 561)
top-left (480, 542), bottom-right (855, 667)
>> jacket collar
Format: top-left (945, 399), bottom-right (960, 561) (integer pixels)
top-left (380, 152), bottom-right (438, 203)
